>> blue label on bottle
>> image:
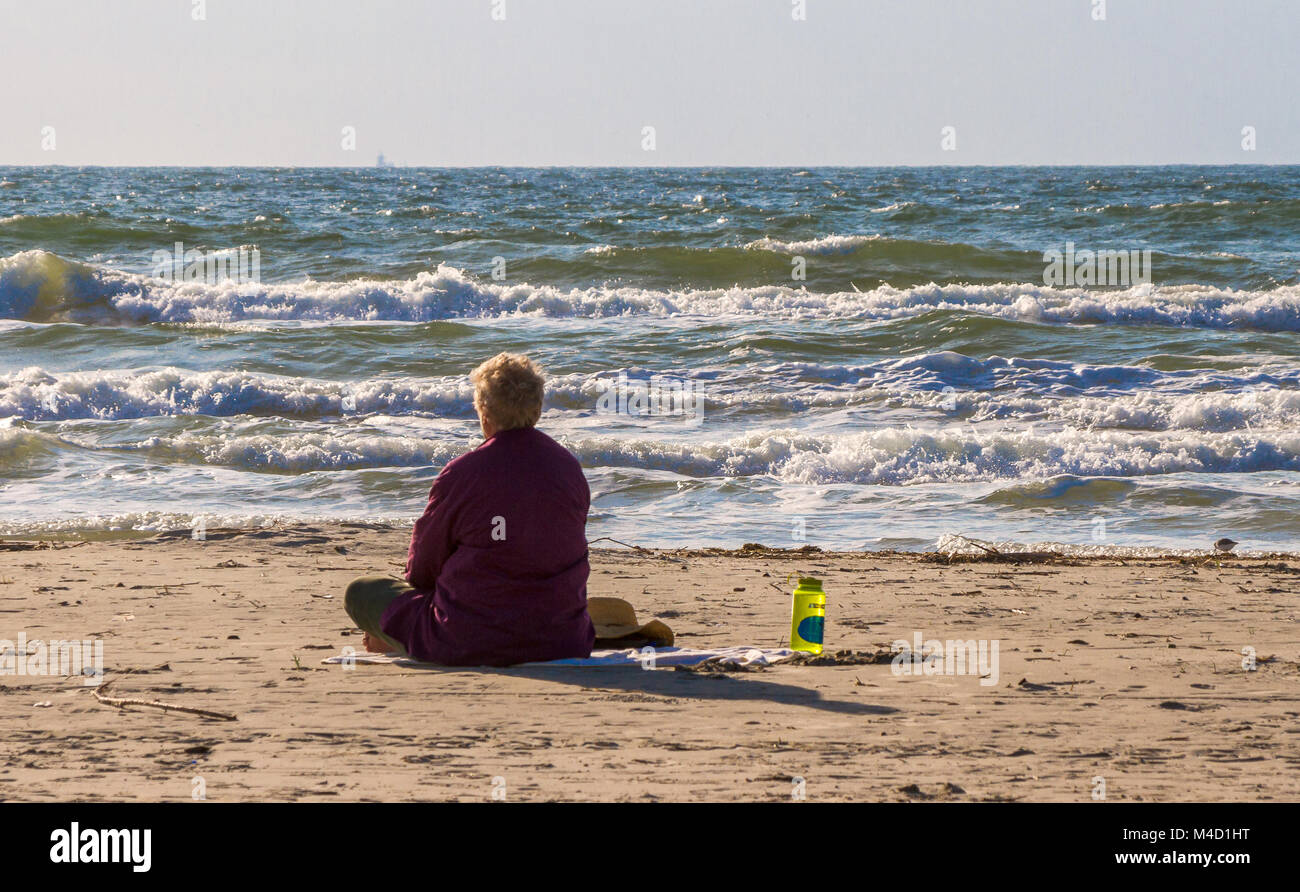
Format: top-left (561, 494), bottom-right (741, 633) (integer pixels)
top-left (797, 615), bottom-right (824, 645)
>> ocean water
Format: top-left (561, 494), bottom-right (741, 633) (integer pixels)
top-left (1, 166), bottom-right (1298, 552)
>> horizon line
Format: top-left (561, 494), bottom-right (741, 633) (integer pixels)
top-left (3, 162), bottom-right (1300, 170)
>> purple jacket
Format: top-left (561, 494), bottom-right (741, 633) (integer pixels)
top-left (380, 426), bottom-right (595, 666)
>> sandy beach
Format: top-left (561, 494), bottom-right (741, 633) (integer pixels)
top-left (2, 525), bottom-right (1296, 803)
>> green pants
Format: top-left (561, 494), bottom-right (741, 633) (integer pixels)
top-left (344, 576), bottom-right (413, 655)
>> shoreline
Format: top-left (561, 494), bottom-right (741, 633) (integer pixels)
top-left (4, 521), bottom-right (1296, 562)
top-left (2, 523), bottom-right (1297, 802)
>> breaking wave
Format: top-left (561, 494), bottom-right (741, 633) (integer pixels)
top-left (3, 250), bottom-right (1300, 330)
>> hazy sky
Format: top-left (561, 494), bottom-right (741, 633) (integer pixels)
top-left (2, 0), bottom-right (1297, 166)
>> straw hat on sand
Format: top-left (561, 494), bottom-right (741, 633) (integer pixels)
top-left (588, 597), bottom-right (674, 647)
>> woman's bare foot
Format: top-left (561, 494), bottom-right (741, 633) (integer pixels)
top-left (361, 631), bottom-right (390, 653)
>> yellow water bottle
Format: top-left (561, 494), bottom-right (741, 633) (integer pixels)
top-left (789, 576), bottom-right (826, 654)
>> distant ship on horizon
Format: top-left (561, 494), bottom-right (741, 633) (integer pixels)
top-left (376, 152), bottom-right (394, 168)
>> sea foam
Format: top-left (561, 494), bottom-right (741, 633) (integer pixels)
top-left (4, 250), bottom-right (1300, 330)
top-left (33, 424), bottom-right (1299, 482)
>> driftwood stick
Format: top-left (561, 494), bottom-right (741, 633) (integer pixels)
top-left (92, 680), bottom-right (238, 722)
top-left (587, 536), bottom-right (689, 566)
top-left (958, 536), bottom-right (1002, 555)
top-left (587, 536), bottom-right (650, 552)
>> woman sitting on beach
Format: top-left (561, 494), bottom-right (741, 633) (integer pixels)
top-left (343, 353), bottom-right (595, 666)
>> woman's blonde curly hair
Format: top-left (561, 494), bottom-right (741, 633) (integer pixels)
top-left (470, 352), bottom-right (545, 431)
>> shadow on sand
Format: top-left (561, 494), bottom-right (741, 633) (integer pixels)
top-left (387, 662), bottom-right (898, 716)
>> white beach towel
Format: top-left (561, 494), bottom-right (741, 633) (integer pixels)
top-left (321, 646), bottom-right (800, 669)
